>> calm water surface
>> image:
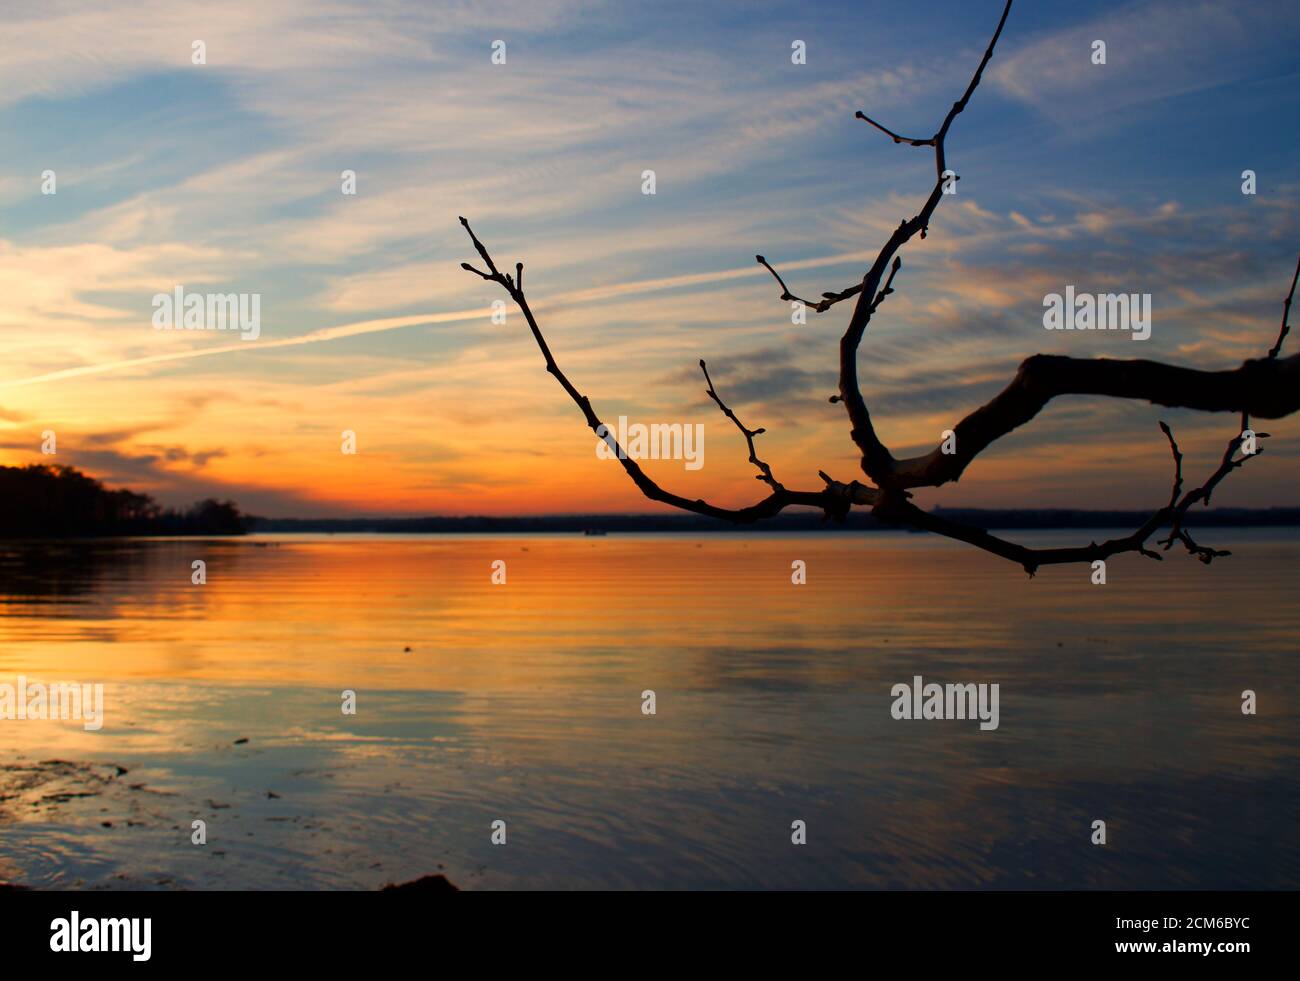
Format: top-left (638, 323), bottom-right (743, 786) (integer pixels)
top-left (1, 530), bottom-right (1297, 889)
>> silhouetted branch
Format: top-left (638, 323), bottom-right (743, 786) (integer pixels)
top-left (1157, 416), bottom-right (1266, 563)
top-left (458, 0), bottom-right (1299, 572)
top-left (755, 253), bottom-right (868, 314)
top-left (931, 0), bottom-right (1013, 180)
top-left (882, 497), bottom-right (1166, 576)
top-left (838, 0), bottom-right (1010, 486)
top-left (457, 217), bottom-right (860, 523)
top-left (700, 359), bottom-right (782, 490)
top-left (884, 351), bottom-right (1300, 490)
top-left (1160, 421), bottom-right (1184, 510)
top-left (854, 111), bottom-right (933, 148)
top-left (1268, 254), bottom-right (1300, 359)
top-left (758, 0), bottom-right (1007, 320)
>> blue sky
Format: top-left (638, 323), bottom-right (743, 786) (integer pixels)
top-left (0, 0), bottom-right (1297, 516)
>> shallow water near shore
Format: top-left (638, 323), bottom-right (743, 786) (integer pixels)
top-left (1, 530), bottom-right (1298, 889)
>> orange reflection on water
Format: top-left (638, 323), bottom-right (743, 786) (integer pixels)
top-left (1, 531), bottom-right (1299, 890)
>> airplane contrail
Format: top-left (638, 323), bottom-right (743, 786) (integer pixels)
top-left (0, 249), bottom-right (875, 389)
top-left (0, 309), bottom-right (487, 389)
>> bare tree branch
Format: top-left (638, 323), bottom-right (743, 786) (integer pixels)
top-left (854, 111), bottom-right (933, 148)
top-left (1156, 416), bottom-right (1266, 563)
top-left (700, 359), bottom-right (782, 490)
top-left (755, 254), bottom-right (878, 315)
top-left (885, 351), bottom-right (1300, 490)
top-left (882, 497), bottom-right (1167, 576)
top-left (1268, 254), bottom-right (1300, 359)
top-left (756, 259), bottom-right (873, 315)
top-left (878, 418), bottom-right (1263, 576)
top-left (837, 0), bottom-right (1010, 486)
top-left (757, 0), bottom-right (1009, 321)
top-left (457, 0), bottom-right (1299, 573)
top-left (457, 217), bottom-right (868, 524)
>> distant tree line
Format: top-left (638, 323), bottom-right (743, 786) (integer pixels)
top-left (0, 464), bottom-right (246, 537)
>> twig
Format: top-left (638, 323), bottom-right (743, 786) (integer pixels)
top-left (699, 360), bottom-right (783, 490)
top-left (458, 218), bottom-right (846, 523)
top-left (1268, 254), bottom-right (1300, 359)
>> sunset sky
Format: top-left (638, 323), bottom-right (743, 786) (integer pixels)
top-left (1, 0), bottom-right (1297, 517)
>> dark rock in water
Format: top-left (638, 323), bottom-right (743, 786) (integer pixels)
top-left (381, 874), bottom-right (459, 893)
top-left (233, 738), bottom-right (249, 745)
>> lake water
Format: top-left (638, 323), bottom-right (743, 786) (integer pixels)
top-left (1, 530), bottom-right (1297, 889)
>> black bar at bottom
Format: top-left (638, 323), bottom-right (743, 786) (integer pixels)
top-left (0, 889), bottom-right (1279, 967)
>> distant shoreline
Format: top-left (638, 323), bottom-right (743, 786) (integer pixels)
top-left (7, 507), bottom-right (1299, 541)
top-left (243, 507), bottom-right (1300, 535)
